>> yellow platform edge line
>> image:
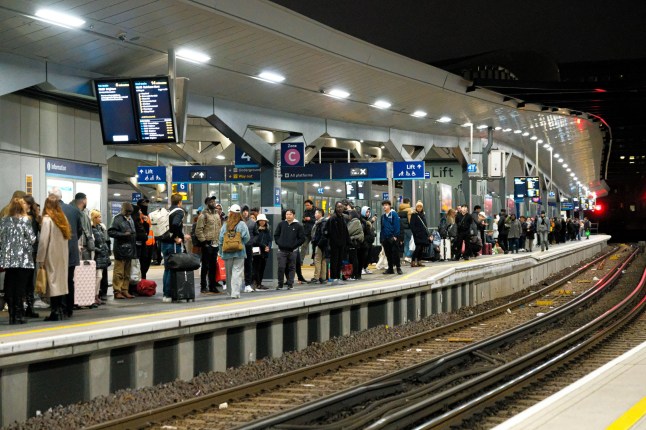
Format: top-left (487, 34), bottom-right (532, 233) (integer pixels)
top-left (606, 395), bottom-right (646, 430)
top-left (0, 268), bottom-right (424, 339)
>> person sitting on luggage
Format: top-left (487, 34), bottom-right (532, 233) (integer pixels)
top-left (251, 214), bottom-right (272, 290)
top-left (108, 202), bottom-right (137, 300)
top-left (409, 201), bottom-right (430, 267)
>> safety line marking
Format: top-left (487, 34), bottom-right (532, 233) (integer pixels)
top-left (606, 396), bottom-right (646, 430)
top-left (0, 268), bottom-right (427, 339)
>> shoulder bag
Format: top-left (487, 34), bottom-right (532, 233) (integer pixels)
top-left (222, 224), bottom-right (244, 253)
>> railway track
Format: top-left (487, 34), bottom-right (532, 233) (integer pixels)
top-left (85, 246), bottom-right (630, 430)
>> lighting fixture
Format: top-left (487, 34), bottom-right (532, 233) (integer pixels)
top-left (257, 71), bottom-right (285, 83)
top-left (573, 176), bottom-right (578, 180)
top-left (494, 126), bottom-right (502, 131)
top-left (558, 158), bottom-right (564, 163)
top-left (537, 139), bottom-right (544, 144)
top-left (326, 89), bottom-right (350, 99)
top-left (35, 9), bottom-right (85, 28)
top-left (463, 122), bottom-right (473, 127)
top-left (374, 194), bottom-right (380, 198)
top-left (630, 161), bottom-right (635, 164)
top-left (513, 130), bottom-right (522, 134)
top-left (336, 189), bottom-right (342, 193)
top-left (629, 155), bottom-right (635, 160)
top-left (324, 186), bottom-right (331, 190)
top-left (372, 100), bottom-right (391, 109)
top-left (176, 48), bottom-right (211, 63)
top-left (437, 116), bottom-right (452, 123)
top-left (554, 153), bottom-right (560, 158)
top-left (313, 183), bottom-right (320, 187)
top-left (522, 132), bottom-right (530, 136)
top-left (562, 164), bottom-right (568, 168)
top-left (570, 172), bottom-right (575, 177)
top-left (502, 128), bottom-right (512, 132)
top-left (543, 143), bottom-right (550, 149)
top-left (216, 155), bottom-right (226, 160)
top-left (411, 110), bottom-right (427, 118)
top-left (113, 193), bottom-right (121, 197)
top-left (477, 124), bottom-right (489, 129)
top-left (530, 136), bottom-right (538, 140)
top-left (546, 146), bottom-right (552, 151)
top-left (566, 168), bottom-right (571, 172)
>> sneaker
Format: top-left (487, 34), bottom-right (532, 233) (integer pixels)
top-left (286, 284), bottom-right (294, 290)
top-left (200, 288), bottom-right (209, 294)
top-left (162, 296), bottom-right (172, 303)
top-left (396, 268), bottom-right (403, 275)
top-left (361, 269), bottom-right (367, 275)
top-left (382, 270), bottom-right (395, 275)
top-left (319, 278), bottom-right (325, 284)
top-left (33, 299), bottom-right (49, 309)
top-left (346, 277), bottom-right (357, 281)
top-left (243, 285), bottom-right (254, 293)
top-left (308, 278), bottom-right (318, 284)
top-left (276, 284), bottom-right (284, 290)
top-left (365, 268), bottom-right (372, 274)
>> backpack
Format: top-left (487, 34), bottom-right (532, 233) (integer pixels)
top-left (149, 207), bottom-right (183, 240)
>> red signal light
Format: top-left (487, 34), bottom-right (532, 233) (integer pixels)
top-left (594, 204), bottom-right (602, 212)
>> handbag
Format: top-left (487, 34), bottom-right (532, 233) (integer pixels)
top-left (130, 258), bottom-right (141, 283)
top-left (167, 244), bottom-right (201, 271)
top-left (408, 235), bottom-right (416, 252)
top-left (222, 228), bottom-right (244, 253)
top-left (36, 267), bottom-right (48, 295)
top-left (216, 257), bottom-right (226, 282)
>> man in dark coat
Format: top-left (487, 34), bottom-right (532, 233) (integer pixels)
top-left (108, 202), bottom-right (137, 300)
top-left (326, 201), bottom-right (351, 284)
top-left (455, 205), bottom-right (474, 261)
top-left (50, 187), bottom-right (83, 317)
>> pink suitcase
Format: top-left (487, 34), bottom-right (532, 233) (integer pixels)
top-left (74, 260), bottom-right (96, 307)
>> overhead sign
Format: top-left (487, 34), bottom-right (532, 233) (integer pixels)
top-left (131, 192), bottom-right (142, 203)
top-left (467, 163), bottom-right (478, 173)
top-left (527, 176), bottom-right (540, 203)
top-left (137, 166), bottom-right (166, 184)
top-left (235, 147), bottom-right (258, 168)
top-left (282, 164), bottom-right (330, 181)
top-left (382, 192), bottom-right (389, 200)
top-left (424, 171), bottom-right (430, 179)
top-left (393, 161), bottom-right (425, 180)
top-left (172, 165), bottom-right (225, 183)
top-left (226, 167), bottom-right (261, 182)
top-left (514, 177), bottom-right (527, 203)
top-left (561, 202), bottom-right (574, 210)
top-left (331, 162), bottom-right (387, 181)
top-left (317, 187), bottom-right (325, 194)
top-left (274, 187), bottom-right (281, 207)
top-left (173, 182), bottom-right (188, 192)
top-left (281, 142), bottom-right (305, 167)
top-left (46, 158), bottom-right (103, 181)
top-left (425, 162), bottom-right (462, 188)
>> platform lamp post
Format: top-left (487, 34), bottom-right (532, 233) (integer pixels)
top-left (463, 122), bottom-right (474, 210)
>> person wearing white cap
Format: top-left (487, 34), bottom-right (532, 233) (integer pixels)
top-left (218, 204), bottom-right (250, 299)
top-left (251, 213), bottom-right (272, 290)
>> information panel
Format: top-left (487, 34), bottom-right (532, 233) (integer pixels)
top-left (133, 77), bottom-right (177, 143)
top-left (331, 162), bottom-right (387, 181)
top-left (94, 79), bottom-right (139, 144)
top-left (526, 176), bottom-right (540, 202)
top-left (513, 177), bottom-right (527, 202)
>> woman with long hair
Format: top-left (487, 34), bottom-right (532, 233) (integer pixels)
top-left (409, 201), bottom-right (430, 267)
top-left (0, 197), bottom-right (36, 324)
top-left (36, 195), bottom-right (71, 321)
top-left (91, 210), bottom-right (111, 306)
top-left (22, 195), bottom-right (41, 318)
top-left (252, 214), bottom-right (272, 290)
top-left (218, 205), bottom-right (249, 299)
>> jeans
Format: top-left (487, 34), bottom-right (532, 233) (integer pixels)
top-left (403, 229), bottom-right (413, 258)
top-left (509, 238), bottom-right (519, 253)
top-left (244, 245), bottom-right (253, 286)
top-left (162, 242), bottom-right (180, 298)
top-left (64, 265), bottom-right (76, 316)
top-left (252, 254), bottom-right (268, 286)
top-left (200, 244), bottom-right (219, 290)
top-left (539, 231), bottom-right (549, 251)
top-left (224, 257), bottom-right (244, 298)
top-left (277, 250), bottom-right (297, 287)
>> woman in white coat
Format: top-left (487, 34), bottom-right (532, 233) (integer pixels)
top-left (36, 195), bottom-right (71, 321)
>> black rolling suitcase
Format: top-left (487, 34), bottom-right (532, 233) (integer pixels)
top-left (170, 270), bottom-right (196, 302)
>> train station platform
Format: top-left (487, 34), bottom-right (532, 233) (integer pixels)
top-left (0, 235), bottom-right (610, 425)
top-left (495, 328), bottom-right (646, 430)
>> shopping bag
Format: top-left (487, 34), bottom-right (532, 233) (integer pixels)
top-left (130, 258), bottom-right (141, 283)
top-left (409, 236), bottom-right (416, 252)
top-left (216, 257), bottom-right (226, 282)
top-left (36, 267), bottom-right (48, 295)
top-left (136, 279), bottom-right (157, 296)
top-left (342, 262), bottom-right (353, 279)
top-left (376, 247), bottom-right (388, 269)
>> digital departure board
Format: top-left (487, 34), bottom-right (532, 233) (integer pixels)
top-left (133, 77), bottom-right (176, 143)
top-left (94, 79), bottom-right (139, 144)
top-left (526, 176), bottom-right (540, 201)
top-left (94, 76), bottom-right (177, 145)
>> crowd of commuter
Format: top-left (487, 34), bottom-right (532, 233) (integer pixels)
top-left (0, 187), bottom-right (596, 322)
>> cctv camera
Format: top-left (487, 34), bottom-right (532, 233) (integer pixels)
top-left (117, 32), bottom-right (127, 41)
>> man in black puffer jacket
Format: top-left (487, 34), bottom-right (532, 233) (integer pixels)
top-left (273, 209), bottom-right (305, 290)
top-left (108, 202), bottom-right (137, 299)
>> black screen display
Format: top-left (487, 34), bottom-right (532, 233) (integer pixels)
top-left (94, 79), bottom-right (139, 144)
top-left (133, 77), bottom-right (176, 143)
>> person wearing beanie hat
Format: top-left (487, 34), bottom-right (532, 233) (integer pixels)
top-left (252, 213), bottom-right (272, 290)
top-left (195, 195), bottom-right (222, 293)
top-left (409, 201), bottom-right (430, 267)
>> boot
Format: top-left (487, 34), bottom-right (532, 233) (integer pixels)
top-left (416, 260), bottom-right (425, 267)
top-left (13, 303), bottom-right (26, 325)
top-left (7, 296), bottom-right (15, 325)
top-left (44, 297), bottom-right (63, 322)
top-left (24, 294), bottom-right (40, 318)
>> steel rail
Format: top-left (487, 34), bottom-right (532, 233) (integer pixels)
top-left (85, 247), bottom-right (620, 430)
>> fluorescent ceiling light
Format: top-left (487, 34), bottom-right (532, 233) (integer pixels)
top-left (559, 158), bottom-right (564, 163)
top-left (573, 176), bottom-right (578, 180)
top-left (327, 89), bottom-right (350, 99)
top-left (374, 194), bottom-right (380, 198)
top-left (35, 9), bottom-right (85, 28)
top-left (372, 100), bottom-right (391, 109)
top-left (629, 155), bottom-right (635, 160)
top-left (176, 48), bottom-right (211, 63)
top-left (563, 164), bottom-right (568, 168)
top-left (494, 126), bottom-right (502, 131)
top-left (566, 168), bottom-right (571, 172)
top-left (336, 189), bottom-right (342, 192)
top-left (537, 139), bottom-right (544, 144)
top-left (620, 156), bottom-right (625, 159)
top-left (554, 153), bottom-right (560, 158)
top-left (216, 155), bottom-right (226, 160)
top-left (437, 116), bottom-right (452, 123)
top-left (257, 71), bottom-right (285, 83)
top-left (513, 130), bottom-right (522, 134)
top-left (570, 172), bottom-right (575, 177)
top-left (463, 122), bottom-right (473, 127)
top-left (543, 144), bottom-right (550, 149)
top-left (312, 183), bottom-right (320, 187)
top-left (522, 132), bottom-right (530, 136)
top-left (477, 124), bottom-right (489, 129)
top-left (411, 110), bottom-right (427, 118)
top-left (324, 186), bottom-right (331, 190)
top-left (502, 128), bottom-right (512, 132)
top-left (113, 193), bottom-right (121, 197)
top-left (530, 136), bottom-right (538, 140)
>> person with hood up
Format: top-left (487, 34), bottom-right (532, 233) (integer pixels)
top-left (360, 206), bottom-right (376, 275)
top-left (397, 198), bottom-right (413, 264)
top-left (325, 201), bottom-right (351, 284)
top-left (346, 208), bottom-right (364, 280)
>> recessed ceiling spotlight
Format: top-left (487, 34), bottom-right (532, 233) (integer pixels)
top-left (477, 124), bottom-right (489, 129)
top-left (216, 155), bottom-right (226, 160)
top-left (176, 48), bottom-right (211, 63)
top-left (326, 88), bottom-right (350, 99)
top-left (559, 158), bottom-right (564, 163)
top-left (312, 183), bottom-right (320, 187)
top-left (530, 136), bottom-right (538, 140)
top-left (513, 130), bottom-right (522, 134)
top-left (537, 139), bottom-right (544, 144)
top-left (543, 144), bottom-right (550, 149)
top-left (437, 116), bottom-right (452, 123)
top-left (494, 126), bottom-right (502, 131)
top-left (372, 100), bottom-right (391, 109)
top-left (522, 132), bottom-right (530, 136)
top-left (336, 189), bottom-right (342, 192)
top-left (113, 193), bottom-right (121, 197)
top-left (563, 164), bottom-right (568, 168)
top-left (462, 122), bottom-right (473, 127)
top-left (411, 110), bottom-right (427, 118)
top-left (566, 168), bottom-right (571, 172)
top-left (573, 176), bottom-right (578, 180)
top-left (502, 128), bottom-right (512, 132)
top-left (324, 186), bottom-right (331, 190)
top-left (35, 9), bottom-right (85, 28)
top-left (620, 156), bottom-right (626, 159)
top-left (570, 172), bottom-right (575, 177)
top-left (554, 153), bottom-right (560, 158)
top-left (257, 71), bottom-right (285, 83)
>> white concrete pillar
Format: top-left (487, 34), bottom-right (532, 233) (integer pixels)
top-left (318, 311), bottom-right (330, 343)
top-left (211, 329), bottom-right (227, 372)
top-left (135, 342), bottom-right (154, 389)
top-left (243, 324), bottom-right (257, 364)
top-left (1, 365), bottom-right (28, 426)
top-left (88, 350), bottom-right (111, 399)
top-left (270, 319), bottom-right (284, 358)
top-left (178, 337), bottom-right (194, 381)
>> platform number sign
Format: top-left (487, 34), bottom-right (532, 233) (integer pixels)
top-left (235, 147), bottom-right (258, 167)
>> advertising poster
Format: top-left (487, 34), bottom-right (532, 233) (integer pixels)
top-left (440, 183), bottom-right (453, 212)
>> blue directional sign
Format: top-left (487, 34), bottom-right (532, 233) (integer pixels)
top-left (382, 192), bottom-right (389, 200)
top-left (137, 166), bottom-right (166, 184)
top-left (424, 171), bottom-right (430, 179)
top-left (282, 163), bottom-right (330, 181)
top-left (47, 158), bottom-right (102, 181)
top-left (393, 161), bottom-right (425, 180)
top-left (331, 162), bottom-right (388, 181)
top-left (561, 202), bottom-right (574, 210)
top-left (174, 182), bottom-right (188, 192)
top-left (274, 187), bottom-right (281, 207)
top-left (317, 188), bottom-right (325, 194)
top-left (131, 192), bottom-right (142, 203)
top-left (172, 165), bottom-right (226, 183)
top-left (467, 163), bottom-right (478, 173)
top-left (235, 147), bottom-right (258, 168)
top-left (226, 167), bottom-right (261, 182)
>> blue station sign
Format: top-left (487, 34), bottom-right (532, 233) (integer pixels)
top-left (226, 167), bottom-right (261, 182)
top-left (131, 192), bottom-right (142, 203)
top-left (282, 163), bottom-right (330, 181)
top-left (137, 166), bottom-right (166, 184)
top-left (235, 147), bottom-right (258, 168)
top-left (331, 162), bottom-right (388, 181)
top-left (172, 165), bottom-right (226, 183)
top-left (393, 161), bottom-right (425, 180)
top-left (46, 158), bottom-right (102, 181)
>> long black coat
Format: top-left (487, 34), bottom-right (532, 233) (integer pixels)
top-left (61, 202), bottom-right (82, 267)
top-left (326, 213), bottom-right (350, 248)
top-left (108, 214), bottom-right (136, 260)
top-left (410, 211), bottom-right (430, 246)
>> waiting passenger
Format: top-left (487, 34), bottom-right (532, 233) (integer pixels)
top-left (196, 196), bottom-right (222, 294)
top-left (160, 194), bottom-right (187, 303)
top-left (398, 198), bottom-right (413, 264)
top-left (347, 208), bottom-right (364, 280)
top-left (380, 200), bottom-right (402, 275)
top-left (273, 208), bottom-right (304, 290)
top-left (310, 209), bottom-right (328, 284)
top-left (301, 199), bottom-right (316, 263)
top-left (409, 201), bottom-right (430, 267)
top-left (326, 202), bottom-right (351, 284)
top-left (251, 213), bottom-right (272, 290)
top-left (108, 202), bottom-right (137, 300)
top-left (359, 206), bottom-right (375, 275)
top-left (91, 210), bottom-right (111, 306)
top-left (219, 204), bottom-right (250, 299)
top-left (537, 211), bottom-right (550, 252)
top-left (241, 205), bottom-right (258, 293)
top-left (23, 195), bottom-right (41, 318)
top-left (507, 214), bottom-right (521, 254)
